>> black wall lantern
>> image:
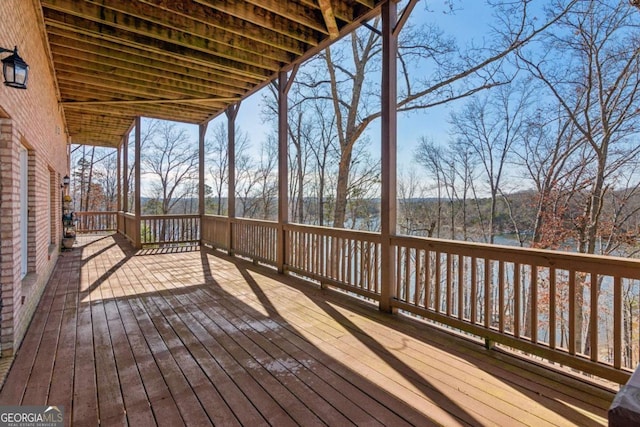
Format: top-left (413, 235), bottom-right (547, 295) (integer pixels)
top-left (0, 46), bottom-right (28, 89)
top-left (62, 175), bottom-right (70, 188)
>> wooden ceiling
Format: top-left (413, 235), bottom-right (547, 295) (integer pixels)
top-left (38, 0), bottom-right (384, 147)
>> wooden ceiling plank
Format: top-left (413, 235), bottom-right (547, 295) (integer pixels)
top-left (67, 129), bottom-right (130, 138)
top-left (140, 0), bottom-right (308, 54)
top-left (47, 30), bottom-right (259, 88)
top-left (42, 10), bottom-right (275, 79)
top-left (62, 98), bottom-right (238, 106)
top-left (195, 0), bottom-right (326, 42)
top-left (73, 0), bottom-right (298, 64)
top-left (66, 123), bottom-right (131, 134)
top-left (53, 60), bottom-right (239, 100)
top-left (41, 3), bottom-right (282, 73)
top-left (52, 51), bottom-right (243, 98)
top-left (38, 0), bottom-right (385, 147)
top-left (240, 0), bottom-right (328, 33)
top-left (66, 124), bottom-right (133, 134)
top-left (62, 97), bottom-right (215, 118)
top-left (55, 69), bottom-right (218, 101)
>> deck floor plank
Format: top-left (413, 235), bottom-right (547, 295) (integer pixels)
top-left (0, 234), bottom-right (613, 427)
top-left (257, 283), bottom-right (576, 426)
top-left (46, 260), bottom-right (79, 421)
top-left (0, 256), bottom-right (66, 405)
top-left (190, 287), bottom-right (422, 426)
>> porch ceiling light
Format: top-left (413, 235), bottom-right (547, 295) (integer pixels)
top-left (0, 46), bottom-right (28, 89)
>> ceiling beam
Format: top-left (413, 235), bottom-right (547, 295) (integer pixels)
top-left (317, 0), bottom-right (340, 39)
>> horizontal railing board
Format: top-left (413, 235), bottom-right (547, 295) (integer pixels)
top-left (391, 235), bottom-right (640, 280)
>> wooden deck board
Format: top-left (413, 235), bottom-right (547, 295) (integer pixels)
top-left (0, 234), bottom-right (613, 426)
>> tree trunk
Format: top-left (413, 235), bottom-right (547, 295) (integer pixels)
top-left (333, 150), bottom-right (352, 228)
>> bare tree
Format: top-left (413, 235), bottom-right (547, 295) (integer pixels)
top-left (205, 122), bottom-right (250, 215)
top-left (415, 137), bottom-right (446, 237)
top-left (514, 99), bottom-right (590, 249)
top-left (517, 0), bottom-right (640, 356)
top-left (291, 0), bottom-right (577, 229)
top-left (71, 146), bottom-right (118, 212)
top-left (398, 169), bottom-right (437, 237)
top-left (142, 121), bottom-right (199, 215)
top-left (236, 137), bottom-right (278, 220)
top-left (449, 83), bottom-right (532, 243)
top-left (518, 0), bottom-right (640, 255)
top-left (306, 98), bottom-right (339, 226)
top-left (126, 119), bottom-right (159, 212)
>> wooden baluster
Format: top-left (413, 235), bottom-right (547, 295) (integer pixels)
top-left (498, 261), bottom-right (505, 333)
top-left (590, 273), bottom-right (598, 362)
top-left (549, 268), bottom-right (556, 349)
top-left (458, 256), bottom-right (464, 320)
top-left (415, 248), bottom-right (421, 306)
top-left (568, 270), bottom-right (576, 355)
top-left (531, 266), bottom-right (538, 344)
top-left (484, 259), bottom-right (490, 329)
top-left (514, 263), bottom-right (521, 339)
top-left (446, 253), bottom-right (452, 316)
top-left (425, 251), bottom-right (432, 310)
top-left (613, 277), bottom-right (622, 369)
top-left (435, 252), bottom-right (442, 313)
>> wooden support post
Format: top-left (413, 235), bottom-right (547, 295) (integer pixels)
top-left (134, 116), bottom-right (142, 249)
top-left (116, 139), bottom-right (122, 232)
top-left (198, 122), bottom-right (207, 245)
top-left (117, 141), bottom-right (122, 212)
top-left (380, 0), bottom-right (398, 313)
top-left (122, 134), bottom-right (129, 213)
top-left (227, 104), bottom-right (239, 255)
top-left (276, 66), bottom-right (298, 273)
top-left (277, 70), bottom-right (288, 273)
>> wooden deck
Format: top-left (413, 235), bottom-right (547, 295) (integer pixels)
top-left (0, 233), bottom-right (614, 426)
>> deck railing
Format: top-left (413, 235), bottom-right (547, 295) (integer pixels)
top-left (200, 216), bottom-right (279, 264)
top-left (74, 211), bottom-right (117, 232)
top-left (391, 235), bottom-right (639, 384)
top-left (76, 212), bottom-right (638, 384)
top-left (201, 218), bottom-right (636, 383)
top-left (285, 224), bottom-right (381, 300)
top-left (120, 212), bottom-right (139, 247)
top-left (232, 218), bottom-right (278, 264)
top-left (140, 214), bottom-right (200, 246)
top-left (201, 214), bottom-right (229, 250)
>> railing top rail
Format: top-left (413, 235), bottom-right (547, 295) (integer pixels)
top-left (140, 214), bottom-right (200, 220)
top-left (202, 214), bottom-right (229, 220)
top-left (285, 222), bottom-right (382, 242)
top-left (392, 234), bottom-right (640, 279)
top-left (231, 217), bottom-right (279, 227)
top-left (75, 211), bottom-right (118, 215)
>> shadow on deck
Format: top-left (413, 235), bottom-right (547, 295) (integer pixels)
top-left (0, 233), bottom-right (614, 426)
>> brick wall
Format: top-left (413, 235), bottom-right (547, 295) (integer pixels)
top-left (0, 1), bottom-right (69, 355)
